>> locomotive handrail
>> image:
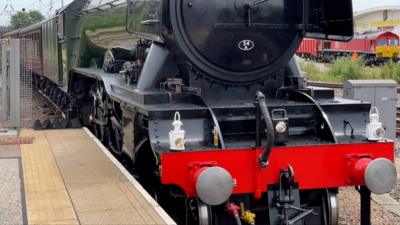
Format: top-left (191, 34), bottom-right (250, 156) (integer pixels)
top-left (256, 91), bottom-right (274, 168)
top-left (141, 20), bottom-right (160, 25)
top-left (78, 0), bottom-right (124, 15)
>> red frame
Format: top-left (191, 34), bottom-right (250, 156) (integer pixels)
top-left (161, 142), bottom-right (394, 199)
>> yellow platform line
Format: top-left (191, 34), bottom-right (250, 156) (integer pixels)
top-left (20, 129), bottom-right (79, 225)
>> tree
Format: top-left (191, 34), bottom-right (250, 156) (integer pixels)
top-left (10, 9), bottom-right (44, 29)
top-left (0, 26), bottom-right (11, 34)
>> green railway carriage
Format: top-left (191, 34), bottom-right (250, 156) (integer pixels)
top-left (62, 0), bottom-right (138, 89)
top-left (42, 17), bottom-right (60, 84)
top-left (4, 0), bottom-right (134, 90)
top-left (3, 0), bottom-right (160, 122)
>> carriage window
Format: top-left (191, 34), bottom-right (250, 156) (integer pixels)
top-left (377, 39), bottom-right (388, 46)
top-left (57, 14), bottom-right (64, 38)
top-left (126, 0), bottom-right (161, 35)
top-left (323, 41), bottom-right (331, 49)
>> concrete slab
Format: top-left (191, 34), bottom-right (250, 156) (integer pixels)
top-left (0, 144), bottom-right (20, 158)
top-left (381, 204), bottom-right (400, 217)
top-left (77, 209), bottom-right (144, 225)
top-left (0, 129), bottom-right (18, 136)
top-left (0, 158), bottom-right (23, 225)
top-left (67, 182), bottom-right (134, 212)
top-left (52, 161), bottom-right (116, 184)
top-left (372, 194), bottom-right (400, 205)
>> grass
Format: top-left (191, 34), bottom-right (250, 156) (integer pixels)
top-left (299, 58), bottom-right (400, 83)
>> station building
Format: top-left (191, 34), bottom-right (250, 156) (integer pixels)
top-left (354, 6), bottom-right (400, 34)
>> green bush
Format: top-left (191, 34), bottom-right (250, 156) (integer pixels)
top-left (328, 57), bottom-right (364, 80)
top-left (299, 61), bottom-right (319, 80)
top-left (299, 58), bottom-right (400, 84)
top-left (379, 61), bottom-right (400, 83)
top-left (299, 61), bottom-right (340, 82)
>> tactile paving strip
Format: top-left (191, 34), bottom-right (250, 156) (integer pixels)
top-left (20, 130), bottom-right (79, 225)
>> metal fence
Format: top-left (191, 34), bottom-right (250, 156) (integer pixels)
top-left (19, 39), bottom-right (33, 128)
top-left (0, 39), bottom-right (32, 130)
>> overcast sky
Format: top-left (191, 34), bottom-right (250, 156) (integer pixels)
top-left (0, 0), bottom-right (399, 26)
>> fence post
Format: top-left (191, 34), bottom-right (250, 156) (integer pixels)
top-left (9, 39), bottom-right (20, 128)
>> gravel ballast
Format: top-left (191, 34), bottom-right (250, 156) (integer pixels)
top-left (0, 158), bottom-right (23, 225)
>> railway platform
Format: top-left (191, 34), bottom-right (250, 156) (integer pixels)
top-left (0, 128), bottom-right (175, 225)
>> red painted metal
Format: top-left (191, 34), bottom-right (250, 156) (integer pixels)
top-left (376, 31), bottom-right (399, 46)
top-left (297, 31), bottom-right (400, 56)
top-left (161, 142), bottom-right (394, 199)
top-left (327, 39), bottom-right (374, 54)
top-left (348, 157), bottom-right (373, 184)
top-left (297, 38), bottom-right (319, 57)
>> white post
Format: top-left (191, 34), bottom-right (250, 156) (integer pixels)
top-left (0, 40), bottom-right (7, 121)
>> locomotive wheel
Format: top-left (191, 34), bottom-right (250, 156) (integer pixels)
top-left (93, 107), bottom-right (107, 142)
top-left (91, 82), bottom-right (108, 143)
top-left (107, 121), bottom-right (123, 155)
top-left (322, 189), bottom-right (339, 225)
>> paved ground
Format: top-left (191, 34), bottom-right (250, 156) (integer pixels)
top-left (0, 145), bottom-right (25, 225)
top-left (20, 128), bottom-right (174, 225)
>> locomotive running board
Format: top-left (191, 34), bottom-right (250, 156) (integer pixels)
top-left (71, 68), bottom-right (169, 110)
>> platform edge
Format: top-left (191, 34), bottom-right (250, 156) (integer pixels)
top-left (83, 127), bottom-right (177, 225)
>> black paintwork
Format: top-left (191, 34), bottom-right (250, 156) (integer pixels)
top-left (124, 0), bottom-right (354, 84)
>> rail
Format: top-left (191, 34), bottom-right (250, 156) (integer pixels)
top-left (307, 81), bottom-right (342, 89)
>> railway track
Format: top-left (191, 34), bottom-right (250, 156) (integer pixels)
top-left (307, 81), bottom-right (342, 89)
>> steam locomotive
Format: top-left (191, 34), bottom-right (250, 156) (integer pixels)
top-left (2, 0), bottom-right (397, 224)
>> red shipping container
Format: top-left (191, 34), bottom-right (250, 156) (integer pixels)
top-left (297, 38), bottom-right (318, 57)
